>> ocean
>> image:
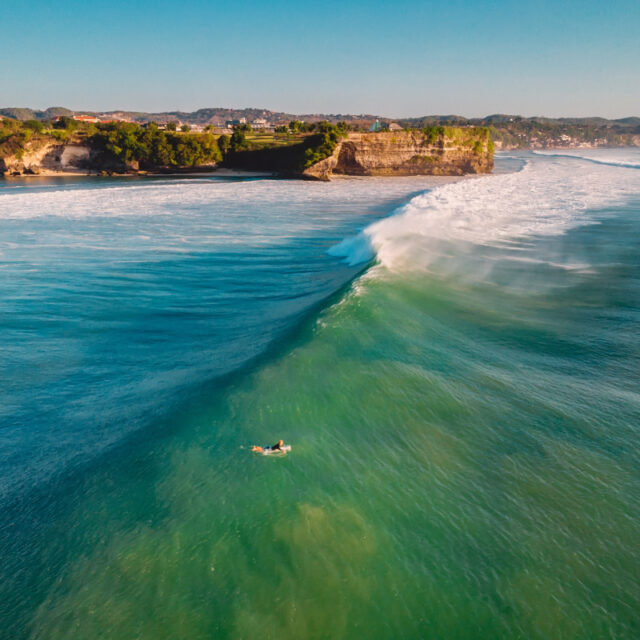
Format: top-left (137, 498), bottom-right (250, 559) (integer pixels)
top-left (1, 150), bottom-right (639, 639)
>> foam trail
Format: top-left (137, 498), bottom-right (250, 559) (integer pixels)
top-left (330, 151), bottom-right (640, 271)
top-left (533, 149), bottom-right (640, 169)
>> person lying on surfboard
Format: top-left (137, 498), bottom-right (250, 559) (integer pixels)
top-left (251, 439), bottom-right (290, 454)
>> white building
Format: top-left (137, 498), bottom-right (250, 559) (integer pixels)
top-left (225, 117), bottom-right (247, 128)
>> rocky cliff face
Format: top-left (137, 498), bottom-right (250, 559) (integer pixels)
top-left (303, 130), bottom-right (493, 180)
top-left (2, 128), bottom-right (494, 179)
top-left (1, 141), bottom-right (211, 176)
top-left (0, 142), bottom-right (99, 175)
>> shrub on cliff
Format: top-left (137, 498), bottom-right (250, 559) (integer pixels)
top-left (0, 119), bottom-right (47, 162)
top-left (302, 121), bottom-right (348, 168)
top-left (50, 130), bottom-right (71, 143)
top-left (0, 117), bottom-right (21, 142)
top-left (24, 120), bottom-right (44, 134)
top-left (421, 126), bottom-right (445, 145)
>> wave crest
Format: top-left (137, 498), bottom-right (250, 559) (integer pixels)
top-left (330, 152), bottom-right (640, 271)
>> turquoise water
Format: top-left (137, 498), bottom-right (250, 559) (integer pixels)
top-left (1, 152), bottom-right (639, 639)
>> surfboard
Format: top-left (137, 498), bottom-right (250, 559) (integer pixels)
top-left (261, 445), bottom-right (291, 455)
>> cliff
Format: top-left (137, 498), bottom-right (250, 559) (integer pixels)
top-left (302, 129), bottom-right (493, 180)
top-left (0, 140), bottom-right (125, 176)
top-left (0, 142), bottom-right (95, 175)
top-left (1, 125), bottom-right (493, 179)
top-left (0, 139), bottom-right (218, 176)
top-left (0, 120), bottom-right (222, 177)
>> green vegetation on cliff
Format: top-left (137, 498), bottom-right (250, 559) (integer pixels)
top-left (2, 115), bottom-right (490, 178)
top-left (420, 125), bottom-right (491, 153)
top-left (0, 117), bottom-right (47, 161)
top-left (221, 121), bottom-right (348, 173)
top-left (302, 121), bottom-right (349, 167)
top-left (1, 116), bottom-right (347, 176)
top-left (0, 118), bottom-right (222, 174)
top-left (90, 123), bottom-right (221, 168)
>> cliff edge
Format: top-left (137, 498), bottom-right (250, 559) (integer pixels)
top-left (303, 129), bottom-right (493, 180)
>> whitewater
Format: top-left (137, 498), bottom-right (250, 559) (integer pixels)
top-left (331, 149), bottom-right (640, 270)
top-left (1, 150), bottom-right (639, 639)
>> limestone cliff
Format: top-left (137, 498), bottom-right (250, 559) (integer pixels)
top-left (1, 140), bottom-right (212, 176)
top-left (1, 128), bottom-right (493, 179)
top-left (0, 141), bottom-right (98, 175)
top-left (303, 129), bottom-right (493, 180)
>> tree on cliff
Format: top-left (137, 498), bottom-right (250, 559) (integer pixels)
top-left (302, 122), bottom-right (347, 168)
top-left (53, 116), bottom-right (78, 131)
top-left (230, 129), bottom-right (250, 152)
top-left (90, 122), bottom-right (222, 168)
top-left (217, 134), bottom-right (231, 155)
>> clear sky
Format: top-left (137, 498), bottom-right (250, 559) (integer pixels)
top-left (1, 0), bottom-right (638, 118)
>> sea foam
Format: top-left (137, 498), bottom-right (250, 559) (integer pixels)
top-left (329, 151), bottom-right (640, 271)
top-left (533, 148), bottom-right (640, 169)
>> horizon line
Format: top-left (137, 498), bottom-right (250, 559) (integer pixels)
top-left (2, 105), bottom-right (639, 121)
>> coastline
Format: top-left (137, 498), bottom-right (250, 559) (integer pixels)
top-left (1, 128), bottom-right (494, 181)
top-left (0, 167), bottom-right (276, 180)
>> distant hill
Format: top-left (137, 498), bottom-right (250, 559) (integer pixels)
top-left (0, 107), bottom-right (73, 121)
top-left (2, 106), bottom-right (638, 128)
top-left (396, 114), bottom-right (640, 130)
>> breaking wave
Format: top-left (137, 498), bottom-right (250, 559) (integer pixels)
top-left (330, 151), bottom-right (640, 271)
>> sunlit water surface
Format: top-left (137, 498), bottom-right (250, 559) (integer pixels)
top-left (1, 152), bottom-right (639, 639)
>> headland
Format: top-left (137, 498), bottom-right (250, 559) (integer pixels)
top-left (0, 116), bottom-right (493, 180)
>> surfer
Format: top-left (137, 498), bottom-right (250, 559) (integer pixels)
top-left (252, 439), bottom-right (287, 454)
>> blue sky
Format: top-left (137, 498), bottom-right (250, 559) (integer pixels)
top-left (1, 0), bottom-right (638, 117)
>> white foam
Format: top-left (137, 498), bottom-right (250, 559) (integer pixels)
top-left (330, 153), bottom-right (640, 271)
top-left (0, 175), bottom-right (454, 223)
top-left (533, 148), bottom-right (640, 169)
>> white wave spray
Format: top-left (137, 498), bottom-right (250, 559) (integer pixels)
top-left (330, 151), bottom-right (640, 272)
